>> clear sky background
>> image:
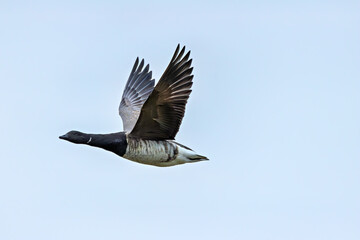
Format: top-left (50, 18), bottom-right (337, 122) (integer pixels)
top-left (1, 1), bottom-right (359, 239)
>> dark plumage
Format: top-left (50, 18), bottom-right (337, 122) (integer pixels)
top-left (60, 45), bottom-right (208, 167)
top-left (130, 46), bottom-right (193, 140)
top-left (60, 131), bottom-right (127, 157)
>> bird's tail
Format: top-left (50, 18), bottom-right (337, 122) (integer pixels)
top-left (172, 141), bottom-right (209, 162)
top-left (188, 154), bottom-right (209, 161)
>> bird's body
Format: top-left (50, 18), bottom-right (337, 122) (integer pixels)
top-left (60, 45), bottom-right (208, 167)
top-left (124, 137), bottom-right (207, 167)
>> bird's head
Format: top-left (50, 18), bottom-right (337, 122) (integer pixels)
top-left (59, 130), bottom-right (90, 144)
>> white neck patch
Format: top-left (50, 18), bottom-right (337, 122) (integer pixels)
top-left (87, 137), bottom-right (92, 144)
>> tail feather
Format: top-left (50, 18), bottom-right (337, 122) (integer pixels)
top-left (188, 154), bottom-right (209, 161)
top-left (173, 141), bottom-right (208, 163)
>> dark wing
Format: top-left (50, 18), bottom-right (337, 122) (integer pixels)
top-left (119, 58), bottom-right (155, 132)
top-left (129, 45), bottom-right (193, 140)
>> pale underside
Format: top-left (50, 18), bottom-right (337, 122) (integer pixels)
top-left (122, 136), bottom-right (199, 167)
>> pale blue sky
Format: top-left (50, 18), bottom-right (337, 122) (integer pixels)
top-left (1, 1), bottom-right (359, 239)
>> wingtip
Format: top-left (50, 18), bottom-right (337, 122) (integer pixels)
top-left (184, 51), bottom-right (191, 61)
top-left (144, 63), bottom-right (150, 72)
top-left (171, 44), bottom-right (181, 61)
top-left (138, 58), bottom-right (145, 71)
top-left (172, 46), bottom-right (186, 62)
top-left (180, 45), bottom-right (186, 54)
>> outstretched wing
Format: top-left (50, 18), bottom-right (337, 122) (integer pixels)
top-left (119, 58), bottom-right (155, 132)
top-left (129, 45), bottom-right (193, 140)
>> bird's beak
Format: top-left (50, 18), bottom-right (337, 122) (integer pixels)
top-left (59, 134), bottom-right (68, 140)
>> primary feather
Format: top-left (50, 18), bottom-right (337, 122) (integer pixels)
top-left (119, 58), bottom-right (155, 132)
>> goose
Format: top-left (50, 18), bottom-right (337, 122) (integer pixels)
top-left (59, 45), bottom-right (208, 167)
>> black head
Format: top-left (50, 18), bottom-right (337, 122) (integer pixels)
top-left (59, 130), bottom-right (90, 144)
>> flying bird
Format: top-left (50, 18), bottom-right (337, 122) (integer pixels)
top-left (59, 45), bottom-right (208, 167)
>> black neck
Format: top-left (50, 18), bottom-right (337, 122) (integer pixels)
top-left (87, 132), bottom-right (127, 156)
